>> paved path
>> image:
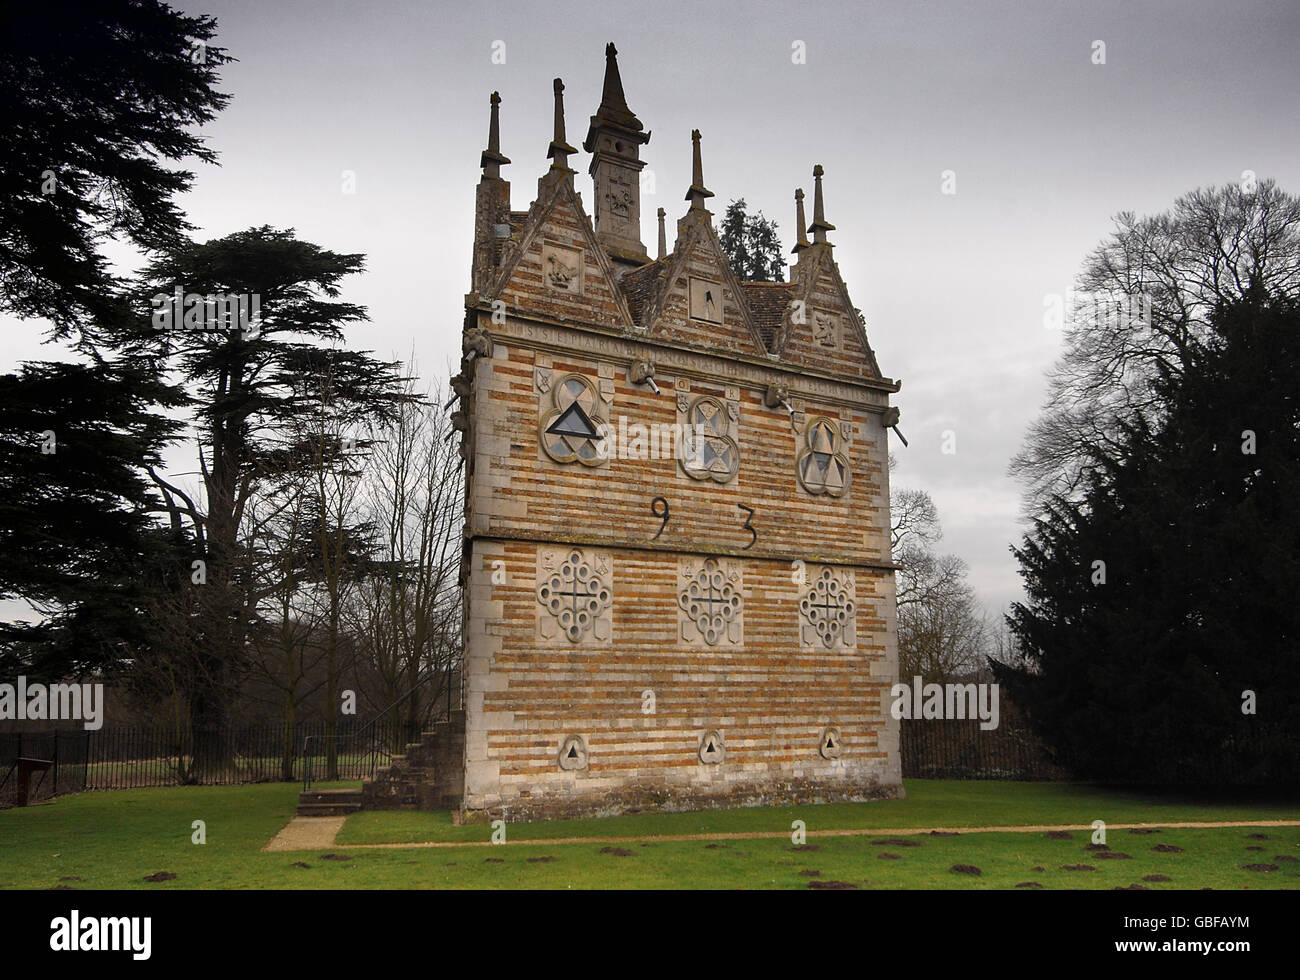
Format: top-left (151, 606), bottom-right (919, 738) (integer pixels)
top-left (262, 818), bottom-right (1300, 852)
top-left (262, 816), bottom-right (348, 852)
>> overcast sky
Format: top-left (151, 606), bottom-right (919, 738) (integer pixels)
top-left (4, 0), bottom-right (1299, 619)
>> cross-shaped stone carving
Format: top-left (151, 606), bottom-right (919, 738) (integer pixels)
top-left (799, 567), bottom-right (855, 648)
top-left (679, 558), bottom-right (741, 646)
top-left (538, 550), bottom-right (611, 642)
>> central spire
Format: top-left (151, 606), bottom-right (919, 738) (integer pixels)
top-left (584, 42), bottom-right (652, 266)
top-left (590, 42), bottom-right (641, 132)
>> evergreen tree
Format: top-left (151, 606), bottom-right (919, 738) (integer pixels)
top-left (0, 0), bottom-right (230, 339)
top-left (998, 290), bottom-right (1300, 784)
top-left (719, 199), bottom-right (786, 282)
top-left (0, 0), bottom-right (229, 677)
top-left (0, 360), bottom-right (187, 678)
top-left (124, 226), bottom-right (414, 773)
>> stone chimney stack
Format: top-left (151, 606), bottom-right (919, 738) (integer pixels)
top-left (583, 43), bottom-right (651, 267)
top-left (472, 91), bottom-right (511, 293)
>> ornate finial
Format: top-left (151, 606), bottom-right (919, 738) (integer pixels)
top-left (600, 42), bottom-right (632, 116)
top-left (684, 129), bottom-right (714, 209)
top-left (584, 41), bottom-right (647, 153)
top-left (480, 91), bottom-right (510, 179)
top-left (657, 207), bottom-right (667, 259)
top-left (809, 164), bottom-right (836, 245)
top-left (547, 78), bottom-right (578, 171)
top-left (792, 187), bottom-right (810, 254)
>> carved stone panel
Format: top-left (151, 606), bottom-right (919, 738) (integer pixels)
top-left (537, 548), bottom-right (613, 644)
top-left (677, 556), bottom-right (743, 647)
top-left (812, 311), bottom-right (839, 348)
top-left (798, 565), bottom-right (856, 651)
top-left (539, 373), bottom-right (608, 467)
top-left (688, 277), bottom-right (723, 323)
top-left (796, 414), bottom-right (850, 497)
top-left (677, 393), bottom-right (739, 483)
top-left (605, 171), bottom-right (635, 218)
top-left (698, 730), bottom-right (725, 764)
top-left (558, 734), bottom-right (588, 771)
top-left (542, 242), bottom-right (583, 295)
top-left (819, 726), bottom-right (843, 760)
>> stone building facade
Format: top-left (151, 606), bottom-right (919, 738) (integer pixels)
top-left (452, 44), bottom-right (904, 820)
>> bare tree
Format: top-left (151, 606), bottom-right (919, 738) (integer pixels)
top-left (890, 456), bottom-right (988, 681)
top-left (896, 559), bottom-right (988, 681)
top-left (345, 365), bottom-right (464, 747)
top-left (1011, 179), bottom-right (1300, 509)
top-left (302, 367), bottom-right (372, 779)
top-left (985, 614), bottom-right (1030, 675)
top-left (242, 468), bottom-right (330, 779)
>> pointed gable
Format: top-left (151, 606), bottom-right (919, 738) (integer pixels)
top-left (776, 245), bottom-right (882, 379)
top-left (772, 166), bottom-right (884, 380)
top-left (487, 173), bottom-right (635, 332)
top-left (638, 212), bottom-right (769, 357)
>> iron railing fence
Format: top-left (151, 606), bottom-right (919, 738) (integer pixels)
top-left (5, 716), bottom-right (1296, 806)
top-left (900, 717), bottom-right (1299, 785)
top-left (900, 718), bottom-right (1068, 781)
top-left (0, 719), bottom-right (425, 805)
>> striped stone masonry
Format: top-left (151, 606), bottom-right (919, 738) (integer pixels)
top-left (456, 49), bottom-right (903, 821)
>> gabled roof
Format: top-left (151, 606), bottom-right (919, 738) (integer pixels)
top-left (776, 244), bottom-right (884, 379)
top-left (618, 255), bottom-right (671, 326)
top-left (740, 281), bottom-right (793, 350)
top-left (638, 210), bottom-right (770, 358)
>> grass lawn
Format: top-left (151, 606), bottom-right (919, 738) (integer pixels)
top-left (338, 780), bottom-right (1300, 844)
top-left (1, 780), bottom-right (1297, 890)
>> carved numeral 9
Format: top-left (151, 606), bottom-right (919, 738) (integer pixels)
top-left (651, 496), bottom-right (670, 540)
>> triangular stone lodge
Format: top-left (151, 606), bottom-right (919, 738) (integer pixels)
top-left (364, 42), bottom-right (904, 821)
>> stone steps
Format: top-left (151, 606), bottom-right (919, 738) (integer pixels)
top-left (360, 711), bottom-right (466, 812)
top-left (296, 802), bottom-right (362, 816)
top-left (296, 787), bottom-right (364, 816)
